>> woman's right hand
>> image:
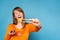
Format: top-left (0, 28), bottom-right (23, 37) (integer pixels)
top-left (8, 30), bottom-right (15, 36)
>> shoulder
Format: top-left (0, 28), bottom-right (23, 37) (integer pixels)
top-left (25, 23), bottom-right (34, 26)
top-left (8, 23), bottom-right (14, 28)
top-left (25, 23), bottom-right (32, 26)
top-left (8, 23), bottom-right (15, 26)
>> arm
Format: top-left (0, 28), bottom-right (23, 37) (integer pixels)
top-left (28, 18), bottom-right (42, 32)
top-left (27, 23), bottom-right (41, 32)
top-left (4, 24), bottom-right (15, 40)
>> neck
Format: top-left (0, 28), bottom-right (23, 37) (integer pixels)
top-left (17, 22), bottom-right (23, 26)
top-left (15, 22), bottom-right (23, 29)
top-left (18, 22), bottom-right (22, 24)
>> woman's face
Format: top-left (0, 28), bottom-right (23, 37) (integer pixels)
top-left (14, 10), bottom-right (24, 20)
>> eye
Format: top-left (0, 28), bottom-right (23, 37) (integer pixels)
top-left (15, 13), bottom-right (18, 15)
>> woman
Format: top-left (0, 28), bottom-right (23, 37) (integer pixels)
top-left (4, 7), bottom-right (42, 40)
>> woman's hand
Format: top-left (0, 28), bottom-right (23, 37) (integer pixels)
top-left (8, 30), bottom-right (15, 36)
top-left (30, 18), bottom-right (42, 28)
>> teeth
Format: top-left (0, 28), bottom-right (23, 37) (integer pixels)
top-left (18, 16), bottom-right (21, 18)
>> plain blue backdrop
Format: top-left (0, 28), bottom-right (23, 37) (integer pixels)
top-left (0, 0), bottom-right (60, 40)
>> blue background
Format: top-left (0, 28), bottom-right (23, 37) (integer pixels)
top-left (0, 0), bottom-right (60, 40)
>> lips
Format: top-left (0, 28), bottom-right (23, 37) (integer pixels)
top-left (18, 16), bottom-right (21, 18)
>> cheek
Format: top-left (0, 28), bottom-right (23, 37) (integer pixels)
top-left (19, 14), bottom-right (23, 18)
top-left (21, 16), bottom-right (24, 19)
top-left (21, 16), bottom-right (24, 18)
top-left (14, 14), bottom-right (18, 18)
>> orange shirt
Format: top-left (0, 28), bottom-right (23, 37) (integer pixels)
top-left (4, 23), bottom-right (40, 40)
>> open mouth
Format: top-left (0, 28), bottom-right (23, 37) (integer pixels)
top-left (18, 16), bottom-right (21, 18)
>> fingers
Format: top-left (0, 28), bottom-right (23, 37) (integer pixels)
top-left (8, 30), bottom-right (15, 36)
